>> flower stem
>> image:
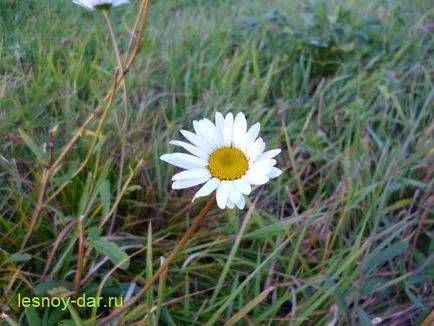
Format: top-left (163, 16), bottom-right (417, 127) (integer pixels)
top-left (102, 10), bottom-right (129, 234)
top-left (19, 0), bottom-right (152, 251)
top-left (102, 10), bottom-right (125, 79)
top-left (97, 195), bottom-right (217, 325)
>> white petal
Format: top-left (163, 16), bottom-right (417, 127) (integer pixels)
top-left (113, 0), bottom-right (129, 6)
top-left (160, 153), bottom-right (207, 170)
top-left (201, 119), bottom-right (224, 148)
top-left (73, 0), bottom-right (93, 9)
top-left (206, 118), bottom-right (225, 145)
top-left (223, 113), bottom-right (234, 146)
top-left (216, 181), bottom-right (230, 209)
top-left (172, 168), bottom-right (211, 181)
top-left (226, 199), bottom-right (235, 209)
top-left (228, 183), bottom-right (241, 203)
top-left (248, 137), bottom-right (266, 163)
top-left (259, 148), bottom-right (281, 160)
top-left (193, 178), bottom-right (220, 200)
top-left (215, 112), bottom-right (224, 133)
top-left (192, 120), bottom-right (207, 142)
top-left (235, 195), bottom-right (245, 209)
top-left (172, 177), bottom-right (210, 189)
top-left (250, 159), bottom-right (277, 173)
top-left (247, 159), bottom-right (276, 178)
top-left (246, 122), bottom-right (260, 145)
top-left (170, 140), bottom-right (209, 160)
top-left (234, 179), bottom-right (251, 195)
top-left (232, 112), bottom-right (247, 151)
top-left (243, 173), bottom-right (269, 186)
top-left (180, 130), bottom-right (213, 154)
top-left (267, 167), bottom-right (282, 179)
top-left (193, 120), bottom-right (218, 150)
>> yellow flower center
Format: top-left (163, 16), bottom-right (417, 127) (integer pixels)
top-left (208, 147), bottom-right (249, 180)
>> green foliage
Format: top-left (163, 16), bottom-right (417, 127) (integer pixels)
top-left (1, 0), bottom-right (433, 325)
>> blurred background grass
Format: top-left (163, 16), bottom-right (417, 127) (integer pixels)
top-left (1, 0), bottom-right (434, 325)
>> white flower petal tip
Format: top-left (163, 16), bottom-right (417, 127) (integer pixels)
top-left (72, 0), bottom-right (130, 10)
top-left (160, 154), bottom-right (169, 162)
top-left (226, 200), bottom-right (236, 209)
top-left (161, 112), bottom-right (282, 209)
top-left (235, 195), bottom-right (246, 209)
top-left (268, 167), bottom-right (283, 179)
top-left (172, 168), bottom-right (210, 181)
top-left (193, 178), bottom-right (220, 201)
top-left (172, 177), bottom-right (210, 190)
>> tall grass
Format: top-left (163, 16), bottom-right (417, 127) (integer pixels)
top-left (1, 0), bottom-right (433, 325)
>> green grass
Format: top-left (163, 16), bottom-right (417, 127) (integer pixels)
top-left (1, 0), bottom-right (434, 325)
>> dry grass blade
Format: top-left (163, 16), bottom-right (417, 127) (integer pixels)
top-left (19, 0), bottom-right (153, 250)
top-left (97, 195), bottom-right (217, 325)
top-left (224, 286), bottom-right (275, 326)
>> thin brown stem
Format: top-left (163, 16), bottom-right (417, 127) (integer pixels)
top-left (102, 10), bottom-right (125, 81)
top-left (21, 170), bottom-right (50, 250)
top-left (41, 220), bottom-right (75, 280)
top-left (45, 84), bottom-right (115, 205)
top-left (73, 215), bottom-right (85, 295)
top-left (48, 128), bottom-right (55, 164)
top-left (125, 0), bottom-right (151, 68)
top-left (99, 160), bottom-right (144, 228)
top-left (125, 0), bottom-right (146, 60)
top-left (19, 0), bottom-right (152, 250)
top-left (97, 195), bottom-right (217, 325)
top-left (102, 10), bottom-right (130, 235)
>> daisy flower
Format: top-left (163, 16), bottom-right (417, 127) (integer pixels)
top-left (72, 0), bottom-right (130, 10)
top-left (160, 112), bottom-right (282, 209)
